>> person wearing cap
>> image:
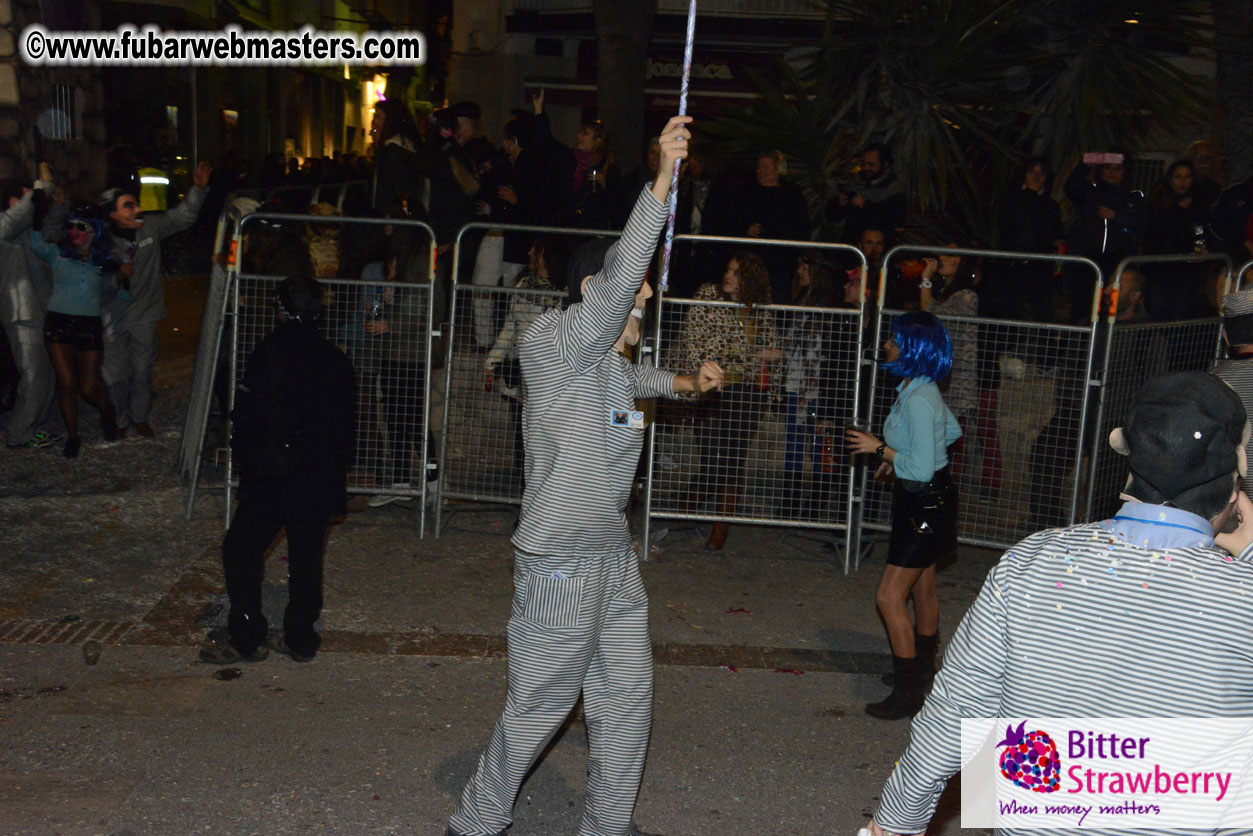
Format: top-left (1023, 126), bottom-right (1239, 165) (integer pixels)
top-left (199, 275), bottom-right (354, 665)
top-left (98, 160), bottom-right (211, 439)
top-left (1213, 286), bottom-right (1253, 500)
top-left (447, 115), bottom-right (722, 836)
top-left (860, 371), bottom-right (1253, 836)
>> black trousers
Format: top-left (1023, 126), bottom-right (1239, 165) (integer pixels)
top-left (378, 358), bottom-right (424, 483)
top-left (222, 496), bottom-right (328, 657)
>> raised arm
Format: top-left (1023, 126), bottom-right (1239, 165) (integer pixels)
top-left (553, 116), bottom-right (691, 372)
top-left (144, 160), bottom-right (211, 240)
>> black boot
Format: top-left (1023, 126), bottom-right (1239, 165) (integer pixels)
top-left (866, 655), bottom-right (925, 720)
top-left (883, 630), bottom-right (940, 686)
top-left (916, 631), bottom-right (940, 681)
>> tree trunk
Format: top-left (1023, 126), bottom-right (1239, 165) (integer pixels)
top-left (1215, 0), bottom-right (1253, 183)
top-left (594, 0), bottom-right (655, 184)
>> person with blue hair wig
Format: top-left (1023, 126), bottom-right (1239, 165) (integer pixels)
top-left (847, 311), bottom-right (961, 720)
top-left (28, 204), bottom-right (126, 458)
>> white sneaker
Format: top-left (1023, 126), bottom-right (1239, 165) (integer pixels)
top-left (368, 483), bottom-right (415, 507)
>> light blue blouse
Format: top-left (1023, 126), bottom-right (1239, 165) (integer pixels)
top-left (883, 377), bottom-right (962, 482)
top-left (28, 230), bottom-right (116, 317)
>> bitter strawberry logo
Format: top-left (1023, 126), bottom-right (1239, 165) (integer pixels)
top-left (997, 721), bottom-right (1061, 793)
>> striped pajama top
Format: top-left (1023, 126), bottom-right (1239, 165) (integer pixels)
top-left (877, 501), bottom-right (1253, 836)
top-left (512, 186), bottom-right (677, 558)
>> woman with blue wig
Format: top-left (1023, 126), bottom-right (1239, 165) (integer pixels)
top-left (846, 311), bottom-right (961, 719)
top-left (28, 204), bottom-right (126, 458)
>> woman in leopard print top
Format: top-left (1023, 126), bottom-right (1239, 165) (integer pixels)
top-left (678, 251), bottom-right (781, 549)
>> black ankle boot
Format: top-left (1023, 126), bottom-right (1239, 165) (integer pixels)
top-left (916, 631), bottom-right (940, 680)
top-left (883, 630), bottom-right (940, 686)
top-left (866, 655), bottom-right (925, 720)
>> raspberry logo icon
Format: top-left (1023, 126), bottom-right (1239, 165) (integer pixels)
top-left (996, 721), bottom-right (1061, 793)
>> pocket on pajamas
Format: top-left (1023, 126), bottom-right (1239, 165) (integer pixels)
top-left (520, 572), bottom-right (585, 628)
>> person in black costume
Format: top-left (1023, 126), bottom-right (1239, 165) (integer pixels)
top-left (200, 275), bottom-right (354, 665)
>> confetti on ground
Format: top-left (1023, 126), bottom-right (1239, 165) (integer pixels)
top-left (725, 607), bottom-right (751, 615)
top-left (772, 668), bottom-right (804, 676)
top-left (720, 664), bottom-right (739, 673)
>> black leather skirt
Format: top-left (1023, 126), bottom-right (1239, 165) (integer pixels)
top-left (887, 466), bottom-right (958, 568)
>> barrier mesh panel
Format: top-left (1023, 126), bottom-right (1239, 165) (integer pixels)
top-left (1086, 318), bottom-right (1222, 521)
top-left (649, 295), bottom-right (861, 530)
top-left (862, 309), bottom-right (1096, 547)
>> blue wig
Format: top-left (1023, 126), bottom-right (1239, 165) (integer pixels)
top-left (882, 311), bottom-right (952, 381)
top-left (60, 207), bottom-right (113, 270)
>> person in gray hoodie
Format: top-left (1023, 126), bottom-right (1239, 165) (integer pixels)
top-left (0, 163), bottom-right (58, 448)
top-left (99, 160), bottom-right (210, 437)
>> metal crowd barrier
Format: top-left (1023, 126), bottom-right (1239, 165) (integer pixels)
top-left (435, 221), bottom-right (623, 536)
top-left (181, 182), bottom-right (374, 485)
top-left (184, 210), bottom-right (437, 537)
top-left (860, 246), bottom-right (1104, 558)
top-left (645, 234), bottom-right (868, 571)
top-left (440, 281), bottom-right (566, 507)
top-left (1083, 253), bottom-right (1233, 522)
top-left (1238, 259), bottom-right (1253, 291)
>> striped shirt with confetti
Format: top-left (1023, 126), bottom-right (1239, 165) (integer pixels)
top-left (876, 501), bottom-right (1253, 836)
top-left (512, 186), bottom-right (677, 558)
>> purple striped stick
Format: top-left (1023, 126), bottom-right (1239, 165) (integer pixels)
top-left (659, 0), bottom-right (697, 292)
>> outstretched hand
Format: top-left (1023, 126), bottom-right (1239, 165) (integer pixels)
top-left (193, 160), bottom-right (213, 189)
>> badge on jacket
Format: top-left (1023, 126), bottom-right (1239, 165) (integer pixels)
top-left (609, 409), bottom-right (644, 430)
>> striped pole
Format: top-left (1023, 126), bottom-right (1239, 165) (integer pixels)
top-left (659, 0), bottom-right (697, 292)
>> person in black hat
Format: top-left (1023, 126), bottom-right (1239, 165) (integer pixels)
top-left (859, 370), bottom-right (1253, 836)
top-left (199, 275), bottom-right (354, 665)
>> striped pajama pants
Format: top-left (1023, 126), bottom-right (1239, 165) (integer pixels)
top-left (448, 548), bottom-right (653, 836)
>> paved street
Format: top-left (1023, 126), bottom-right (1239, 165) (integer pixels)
top-left (0, 276), bottom-right (997, 836)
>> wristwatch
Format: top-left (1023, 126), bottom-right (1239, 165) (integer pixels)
top-left (875, 443), bottom-right (887, 459)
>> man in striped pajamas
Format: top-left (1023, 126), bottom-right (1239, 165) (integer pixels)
top-left (865, 371), bottom-right (1253, 836)
top-left (447, 115), bottom-right (722, 836)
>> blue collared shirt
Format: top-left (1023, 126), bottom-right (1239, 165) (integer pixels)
top-left (882, 377), bottom-right (962, 482)
top-left (1105, 501), bottom-right (1215, 550)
